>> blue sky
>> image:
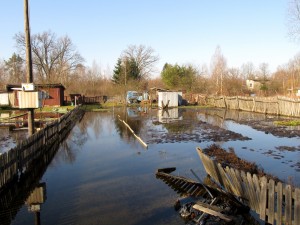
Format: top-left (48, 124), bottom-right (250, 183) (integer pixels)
top-left (0, 0), bottom-right (298, 77)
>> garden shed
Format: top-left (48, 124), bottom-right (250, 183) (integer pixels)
top-left (158, 91), bottom-right (182, 108)
top-left (5, 83), bottom-right (65, 107)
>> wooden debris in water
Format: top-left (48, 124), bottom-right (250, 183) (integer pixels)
top-left (117, 115), bottom-right (148, 148)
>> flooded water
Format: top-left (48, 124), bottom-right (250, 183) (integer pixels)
top-left (1, 107), bottom-right (299, 225)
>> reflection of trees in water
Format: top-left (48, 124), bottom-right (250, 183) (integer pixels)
top-left (0, 141), bottom-right (60, 225)
top-left (78, 112), bottom-right (114, 139)
top-left (53, 119), bottom-right (89, 164)
top-left (55, 111), bottom-right (118, 164)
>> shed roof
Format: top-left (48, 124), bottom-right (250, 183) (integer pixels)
top-left (6, 83), bottom-right (66, 91)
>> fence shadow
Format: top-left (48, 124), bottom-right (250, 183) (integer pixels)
top-left (0, 107), bottom-right (85, 225)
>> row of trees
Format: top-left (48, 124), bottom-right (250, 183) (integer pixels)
top-left (158, 48), bottom-right (300, 97)
top-left (1, 33), bottom-right (300, 98)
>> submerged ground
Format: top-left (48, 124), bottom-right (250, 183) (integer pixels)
top-left (0, 107), bottom-right (299, 225)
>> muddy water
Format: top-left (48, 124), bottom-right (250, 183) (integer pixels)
top-left (2, 107), bottom-right (300, 225)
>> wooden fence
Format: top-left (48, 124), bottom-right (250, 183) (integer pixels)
top-left (197, 147), bottom-right (300, 225)
top-left (0, 138), bottom-right (61, 225)
top-left (0, 106), bottom-right (85, 190)
top-left (206, 96), bottom-right (300, 117)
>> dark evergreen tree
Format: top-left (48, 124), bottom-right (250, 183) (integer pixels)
top-left (112, 58), bottom-right (122, 84)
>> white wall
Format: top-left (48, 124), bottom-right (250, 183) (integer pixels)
top-left (158, 92), bottom-right (181, 108)
top-left (0, 93), bottom-right (9, 105)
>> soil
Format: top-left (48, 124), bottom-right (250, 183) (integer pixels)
top-left (147, 119), bottom-right (251, 144)
top-left (239, 117), bottom-right (300, 138)
top-left (148, 115), bottom-right (300, 143)
top-left (202, 144), bottom-right (281, 182)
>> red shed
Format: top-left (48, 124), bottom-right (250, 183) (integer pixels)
top-left (6, 83), bottom-right (65, 107)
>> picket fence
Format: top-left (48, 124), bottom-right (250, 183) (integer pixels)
top-left (206, 96), bottom-right (300, 117)
top-left (197, 147), bottom-right (300, 225)
top-left (0, 106), bottom-right (85, 190)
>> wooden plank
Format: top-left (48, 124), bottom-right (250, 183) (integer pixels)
top-left (186, 183), bottom-right (197, 193)
top-left (216, 163), bottom-right (232, 193)
top-left (226, 167), bottom-right (243, 197)
top-left (267, 179), bottom-right (275, 224)
top-left (180, 182), bottom-right (190, 190)
top-left (285, 185), bottom-right (292, 225)
top-left (276, 182), bottom-right (283, 225)
top-left (241, 171), bottom-right (251, 202)
top-left (183, 183), bottom-right (193, 192)
top-left (194, 187), bottom-right (206, 197)
top-left (191, 186), bottom-right (200, 196)
top-left (259, 176), bottom-right (268, 220)
top-left (193, 203), bottom-right (233, 222)
top-left (247, 172), bottom-right (259, 212)
top-left (252, 174), bottom-right (260, 197)
top-left (234, 168), bottom-right (247, 197)
top-left (189, 185), bottom-right (199, 196)
top-left (295, 188), bottom-right (300, 225)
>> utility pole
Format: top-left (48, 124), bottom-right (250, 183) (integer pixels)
top-left (24, 0), bottom-right (35, 135)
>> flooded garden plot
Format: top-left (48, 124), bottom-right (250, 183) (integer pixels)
top-left (0, 107), bottom-right (299, 225)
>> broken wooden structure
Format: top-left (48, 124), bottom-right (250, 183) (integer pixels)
top-left (156, 168), bottom-right (255, 225)
top-left (196, 147), bottom-right (300, 225)
top-left (156, 148), bottom-right (300, 225)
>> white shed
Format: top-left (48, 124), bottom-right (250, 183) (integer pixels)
top-left (158, 92), bottom-right (182, 108)
top-left (18, 91), bottom-right (43, 108)
top-left (0, 93), bottom-right (9, 106)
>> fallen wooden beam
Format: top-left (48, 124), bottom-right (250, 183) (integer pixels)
top-left (117, 115), bottom-right (148, 148)
top-left (193, 202), bottom-right (234, 222)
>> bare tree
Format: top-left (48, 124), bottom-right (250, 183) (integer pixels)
top-left (271, 65), bottom-right (289, 95)
top-left (241, 62), bottom-right (255, 80)
top-left (122, 44), bottom-right (159, 79)
top-left (258, 63), bottom-right (270, 80)
top-left (0, 60), bottom-right (8, 87)
top-left (15, 30), bottom-right (84, 83)
top-left (287, 0), bottom-right (300, 42)
top-left (287, 53), bottom-right (300, 93)
top-left (210, 46), bottom-right (227, 95)
top-left (226, 67), bottom-right (244, 96)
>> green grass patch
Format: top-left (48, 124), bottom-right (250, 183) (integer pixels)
top-left (179, 105), bottom-right (212, 109)
top-left (37, 105), bottom-right (75, 113)
top-left (274, 120), bottom-right (300, 126)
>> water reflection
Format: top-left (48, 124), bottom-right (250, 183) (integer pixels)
top-left (158, 108), bottom-right (182, 124)
top-left (0, 141), bottom-right (58, 225)
top-left (0, 127), bottom-right (27, 153)
top-left (114, 108), bottom-right (145, 143)
top-left (25, 183), bottom-right (46, 225)
top-left (0, 112), bottom-right (65, 154)
top-left (1, 108), bottom-right (299, 225)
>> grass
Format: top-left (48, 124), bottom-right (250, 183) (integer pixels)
top-left (274, 120), bottom-right (300, 126)
top-left (179, 105), bottom-right (212, 109)
top-left (37, 105), bottom-right (75, 113)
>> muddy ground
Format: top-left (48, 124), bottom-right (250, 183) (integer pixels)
top-left (146, 109), bottom-right (300, 175)
top-left (148, 113), bottom-right (300, 143)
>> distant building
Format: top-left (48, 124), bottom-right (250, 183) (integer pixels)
top-left (287, 87), bottom-right (300, 97)
top-left (246, 78), bottom-right (269, 91)
top-left (2, 83), bottom-right (65, 108)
